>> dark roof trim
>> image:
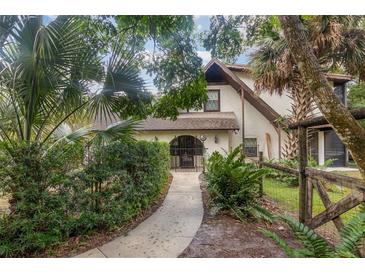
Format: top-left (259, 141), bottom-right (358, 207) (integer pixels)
top-left (225, 64), bottom-right (251, 72)
top-left (325, 73), bottom-right (353, 84)
top-left (137, 128), bottom-right (238, 132)
top-left (224, 63), bottom-right (352, 84)
top-left (288, 108), bottom-right (365, 129)
top-left (136, 111), bottom-right (240, 131)
top-left (205, 59), bottom-right (281, 125)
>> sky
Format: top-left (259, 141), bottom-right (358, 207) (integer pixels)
top-left (193, 15), bottom-right (250, 65)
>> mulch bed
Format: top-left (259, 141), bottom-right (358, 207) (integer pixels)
top-left (39, 174), bottom-right (173, 258)
top-left (179, 177), bottom-right (300, 258)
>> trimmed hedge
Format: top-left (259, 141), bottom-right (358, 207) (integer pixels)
top-left (0, 140), bottom-right (170, 257)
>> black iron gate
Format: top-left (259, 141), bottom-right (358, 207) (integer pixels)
top-left (170, 135), bottom-right (204, 171)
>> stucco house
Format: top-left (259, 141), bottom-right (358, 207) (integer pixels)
top-left (97, 59), bottom-right (352, 169)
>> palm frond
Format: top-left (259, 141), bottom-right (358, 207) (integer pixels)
top-left (279, 215), bottom-right (335, 258)
top-left (0, 16), bottom-right (149, 149)
top-left (250, 36), bottom-right (293, 95)
top-left (89, 41), bottom-right (150, 124)
top-left (336, 212), bottom-right (365, 257)
top-left (258, 228), bottom-right (299, 257)
top-left (249, 204), bottom-right (277, 223)
top-left (89, 119), bottom-right (138, 147)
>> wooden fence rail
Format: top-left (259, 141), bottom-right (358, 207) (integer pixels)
top-left (258, 126), bottom-right (365, 236)
top-left (257, 108), bottom-right (365, 256)
top-left (259, 159), bottom-right (365, 227)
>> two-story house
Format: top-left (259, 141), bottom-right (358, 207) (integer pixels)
top-left (131, 59), bottom-right (351, 169)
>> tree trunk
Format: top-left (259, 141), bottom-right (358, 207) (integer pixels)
top-left (282, 130), bottom-right (298, 160)
top-left (283, 72), bottom-right (314, 160)
top-left (279, 16), bottom-right (365, 180)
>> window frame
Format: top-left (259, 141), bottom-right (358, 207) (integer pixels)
top-left (244, 137), bottom-right (258, 157)
top-left (333, 83), bottom-right (347, 106)
top-left (204, 89), bottom-right (221, 112)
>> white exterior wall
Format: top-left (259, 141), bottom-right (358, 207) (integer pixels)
top-left (233, 71), bottom-right (292, 117)
top-left (136, 79), bottom-right (283, 160)
top-left (206, 84), bottom-right (242, 150)
top-left (189, 83), bottom-right (280, 159)
top-left (244, 99), bottom-right (280, 159)
top-left (233, 71), bottom-right (333, 118)
top-left (135, 130), bottom-right (230, 156)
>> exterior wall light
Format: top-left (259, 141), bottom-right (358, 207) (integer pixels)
top-left (199, 135), bottom-right (207, 142)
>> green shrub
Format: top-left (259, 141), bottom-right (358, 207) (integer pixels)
top-left (0, 142), bottom-right (83, 256)
top-left (205, 146), bottom-right (271, 221)
top-left (0, 140), bottom-right (170, 257)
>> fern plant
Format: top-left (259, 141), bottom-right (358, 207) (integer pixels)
top-left (205, 146), bottom-right (272, 222)
top-left (260, 207), bottom-right (365, 258)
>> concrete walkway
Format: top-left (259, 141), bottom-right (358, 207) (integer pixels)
top-left (76, 172), bottom-right (203, 258)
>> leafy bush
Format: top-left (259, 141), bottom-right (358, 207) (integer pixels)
top-left (0, 140), bottom-right (170, 257)
top-left (205, 146), bottom-right (272, 221)
top-left (0, 142), bottom-right (83, 257)
top-left (260, 205), bottom-right (365, 258)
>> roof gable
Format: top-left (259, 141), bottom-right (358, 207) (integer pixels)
top-left (204, 59), bottom-right (280, 125)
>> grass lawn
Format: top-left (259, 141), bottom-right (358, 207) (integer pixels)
top-left (263, 172), bottom-right (362, 224)
top-left (333, 170), bottom-right (363, 179)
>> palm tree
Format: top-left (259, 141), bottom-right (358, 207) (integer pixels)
top-left (251, 16), bottom-right (365, 160)
top-left (0, 16), bottom-right (150, 152)
top-left (251, 37), bottom-right (314, 159)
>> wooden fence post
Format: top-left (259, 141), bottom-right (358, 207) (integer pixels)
top-left (298, 126), bottom-right (309, 224)
top-left (306, 177), bottom-right (313, 224)
top-left (259, 151), bottom-right (264, 197)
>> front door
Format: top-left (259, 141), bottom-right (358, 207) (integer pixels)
top-left (179, 136), bottom-right (195, 168)
top-left (180, 151), bottom-right (194, 168)
top-left (170, 135), bottom-right (203, 169)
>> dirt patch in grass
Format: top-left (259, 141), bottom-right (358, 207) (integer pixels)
top-left (38, 174), bottom-right (173, 258)
top-left (179, 178), bottom-right (299, 258)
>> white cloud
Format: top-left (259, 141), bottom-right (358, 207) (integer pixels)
top-left (193, 15), bottom-right (201, 22)
top-left (197, 50), bottom-right (212, 65)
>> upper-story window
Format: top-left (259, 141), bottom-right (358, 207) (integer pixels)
top-left (333, 83), bottom-right (346, 106)
top-left (204, 89), bottom-right (220, 112)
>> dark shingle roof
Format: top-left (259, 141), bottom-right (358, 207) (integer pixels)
top-left (225, 63), bottom-right (352, 83)
top-left (136, 112), bottom-right (239, 131)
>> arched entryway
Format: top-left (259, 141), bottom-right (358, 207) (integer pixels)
top-left (170, 135), bottom-right (204, 169)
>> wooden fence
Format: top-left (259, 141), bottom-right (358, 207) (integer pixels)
top-left (258, 109), bottom-right (365, 235)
